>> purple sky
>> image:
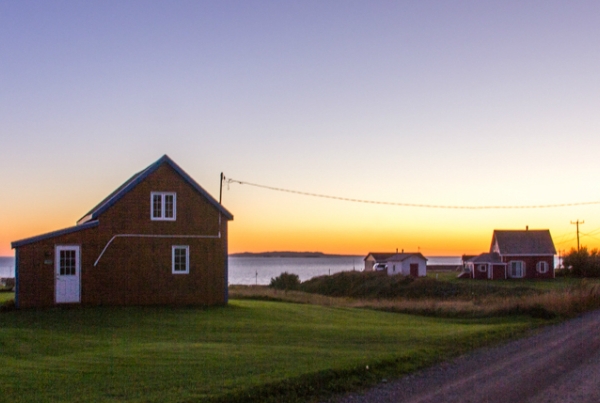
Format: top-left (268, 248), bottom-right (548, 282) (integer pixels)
top-left (2, 1), bottom-right (600, 255)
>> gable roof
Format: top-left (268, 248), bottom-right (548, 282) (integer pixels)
top-left (364, 252), bottom-right (396, 262)
top-left (385, 252), bottom-right (428, 262)
top-left (12, 220), bottom-right (100, 248)
top-left (468, 252), bottom-right (504, 264)
top-left (491, 230), bottom-right (556, 255)
top-left (77, 155), bottom-right (233, 224)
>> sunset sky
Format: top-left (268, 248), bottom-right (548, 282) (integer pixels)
top-left (2, 1), bottom-right (600, 257)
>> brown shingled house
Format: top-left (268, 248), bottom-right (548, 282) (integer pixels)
top-left (465, 228), bottom-right (556, 280)
top-left (11, 155), bottom-right (233, 308)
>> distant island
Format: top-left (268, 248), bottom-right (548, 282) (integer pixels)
top-left (230, 251), bottom-right (361, 258)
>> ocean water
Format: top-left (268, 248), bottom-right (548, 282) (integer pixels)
top-left (0, 255), bottom-right (463, 284)
top-left (228, 256), bottom-right (462, 285)
top-left (0, 257), bottom-right (14, 277)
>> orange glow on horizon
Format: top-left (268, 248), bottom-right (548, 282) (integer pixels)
top-left (2, 183), bottom-right (598, 257)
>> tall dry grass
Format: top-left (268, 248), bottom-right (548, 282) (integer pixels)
top-left (229, 282), bottom-right (600, 319)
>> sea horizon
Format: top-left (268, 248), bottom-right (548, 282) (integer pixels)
top-left (0, 254), bottom-right (464, 280)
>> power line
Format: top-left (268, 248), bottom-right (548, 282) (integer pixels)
top-left (581, 227), bottom-right (600, 237)
top-left (225, 178), bottom-right (600, 210)
top-left (552, 231), bottom-right (575, 242)
top-left (555, 236), bottom-right (577, 246)
top-left (581, 233), bottom-right (600, 243)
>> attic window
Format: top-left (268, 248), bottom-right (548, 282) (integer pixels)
top-left (151, 192), bottom-right (176, 221)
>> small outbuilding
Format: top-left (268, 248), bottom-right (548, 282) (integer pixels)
top-left (364, 251), bottom-right (427, 277)
top-left (11, 155), bottom-right (233, 308)
top-left (385, 252), bottom-right (427, 277)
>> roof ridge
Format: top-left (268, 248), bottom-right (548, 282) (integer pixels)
top-left (77, 155), bottom-right (232, 225)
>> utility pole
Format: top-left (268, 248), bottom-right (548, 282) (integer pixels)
top-left (219, 172), bottom-right (224, 204)
top-left (571, 220), bottom-right (585, 250)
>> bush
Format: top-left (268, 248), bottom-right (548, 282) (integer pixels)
top-left (0, 298), bottom-right (16, 312)
top-left (299, 271), bottom-right (537, 300)
top-left (563, 247), bottom-right (600, 277)
top-left (269, 272), bottom-right (301, 290)
top-left (300, 271), bottom-right (413, 299)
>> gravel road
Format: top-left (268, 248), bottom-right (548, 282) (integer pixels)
top-left (324, 310), bottom-right (600, 403)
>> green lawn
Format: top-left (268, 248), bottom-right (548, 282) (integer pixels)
top-left (0, 292), bottom-right (14, 303)
top-left (0, 300), bottom-right (542, 403)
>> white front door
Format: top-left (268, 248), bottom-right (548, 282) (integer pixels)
top-left (55, 245), bottom-right (81, 303)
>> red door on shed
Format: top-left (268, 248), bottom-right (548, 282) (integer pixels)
top-left (410, 263), bottom-right (419, 277)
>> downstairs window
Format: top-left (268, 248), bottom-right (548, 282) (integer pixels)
top-left (537, 261), bottom-right (549, 274)
top-left (172, 245), bottom-right (189, 274)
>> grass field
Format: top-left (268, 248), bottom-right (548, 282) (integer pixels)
top-left (0, 291), bottom-right (14, 303)
top-left (429, 270), bottom-right (600, 291)
top-left (233, 275), bottom-right (600, 319)
top-left (0, 300), bottom-right (541, 403)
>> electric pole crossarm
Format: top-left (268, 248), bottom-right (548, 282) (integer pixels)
top-left (571, 220), bottom-right (585, 250)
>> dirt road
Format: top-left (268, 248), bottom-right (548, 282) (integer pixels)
top-left (325, 310), bottom-right (600, 403)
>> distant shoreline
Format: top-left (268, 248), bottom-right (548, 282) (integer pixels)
top-left (229, 252), bottom-right (361, 258)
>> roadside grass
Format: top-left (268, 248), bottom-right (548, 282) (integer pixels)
top-left (0, 300), bottom-right (541, 403)
top-left (232, 276), bottom-right (600, 319)
top-left (429, 270), bottom-right (600, 291)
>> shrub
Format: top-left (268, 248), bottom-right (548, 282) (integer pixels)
top-left (0, 298), bottom-right (16, 312)
top-left (299, 271), bottom-right (537, 300)
top-left (300, 271), bottom-right (414, 299)
top-left (563, 247), bottom-right (600, 277)
top-left (269, 272), bottom-right (301, 290)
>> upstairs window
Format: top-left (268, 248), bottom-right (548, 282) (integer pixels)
top-left (172, 245), bottom-right (189, 274)
top-left (151, 192), bottom-right (176, 221)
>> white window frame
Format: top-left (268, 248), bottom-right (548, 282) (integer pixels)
top-left (536, 261), bottom-right (549, 274)
top-left (151, 192), bottom-right (176, 221)
top-left (172, 245), bottom-right (189, 274)
top-left (509, 261), bottom-right (525, 278)
top-left (477, 264), bottom-right (487, 273)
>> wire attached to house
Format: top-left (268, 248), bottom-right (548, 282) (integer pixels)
top-left (224, 178), bottom-right (600, 210)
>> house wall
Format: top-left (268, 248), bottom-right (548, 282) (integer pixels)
top-left (472, 263), bottom-right (488, 280)
top-left (15, 227), bottom-right (98, 308)
top-left (467, 262), bottom-right (506, 280)
top-left (387, 256), bottom-right (426, 277)
top-left (502, 255), bottom-right (554, 279)
top-left (387, 260), bottom-right (400, 275)
top-left (464, 262), bottom-right (475, 279)
top-left (491, 264), bottom-right (506, 280)
top-left (15, 164), bottom-right (229, 308)
top-left (364, 255), bottom-right (375, 272)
